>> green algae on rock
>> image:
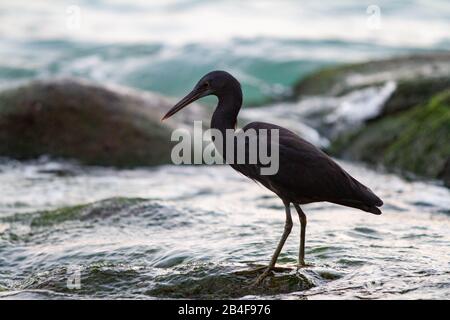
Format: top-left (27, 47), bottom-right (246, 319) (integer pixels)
top-left (292, 53), bottom-right (450, 187)
top-left (293, 53), bottom-right (450, 97)
top-left (377, 77), bottom-right (450, 118)
top-left (330, 90), bottom-right (450, 187)
top-left (0, 197), bottom-right (148, 228)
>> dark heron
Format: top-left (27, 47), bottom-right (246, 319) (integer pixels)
top-left (162, 70), bottom-right (383, 285)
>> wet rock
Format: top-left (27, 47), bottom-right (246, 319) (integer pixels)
top-left (148, 266), bottom-right (314, 299)
top-left (1, 197), bottom-right (193, 229)
top-left (440, 158), bottom-right (450, 188)
top-left (378, 77), bottom-right (450, 117)
top-left (28, 197), bottom-right (146, 226)
top-left (0, 197), bottom-right (148, 228)
top-left (293, 53), bottom-right (450, 98)
top-left (330, 90), bottom-right (450, 186)
top-left (0, 78), bottom-right (205, 167)
top-left (293, 53), bottom-right (450, 187)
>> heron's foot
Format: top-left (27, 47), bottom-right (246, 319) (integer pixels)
top-left (249, 265), bottom-right (293, 287)
top-left (251, 267), bottom-right (272, 287)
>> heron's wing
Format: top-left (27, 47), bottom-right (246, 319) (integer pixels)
top-left (241, 122), bottom-right (383, 214)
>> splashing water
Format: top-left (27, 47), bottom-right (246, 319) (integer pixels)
top-left (0, 159), bottom-right (449, 299)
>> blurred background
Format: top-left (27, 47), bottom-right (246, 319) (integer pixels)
top-left (1, 0), bottom-right (450, 103)
top-left (0, 0), bottom-right (449, 300)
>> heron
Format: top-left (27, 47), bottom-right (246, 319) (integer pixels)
top-left (161, 70), bottom-right (383, 285)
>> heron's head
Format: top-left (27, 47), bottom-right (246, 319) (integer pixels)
top-left (161, 70), bottom-right (240, 121)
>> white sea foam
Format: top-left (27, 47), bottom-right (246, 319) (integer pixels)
top-left (240, 81), bottom-right (397, 147)
top-left (0, 0), bottom-right (449, 47)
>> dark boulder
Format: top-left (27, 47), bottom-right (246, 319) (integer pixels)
top-left (0, 78), bottom-right (205, 167)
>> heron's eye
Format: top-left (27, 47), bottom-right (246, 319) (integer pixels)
top-left (203, 82), bottom-right (209, 88)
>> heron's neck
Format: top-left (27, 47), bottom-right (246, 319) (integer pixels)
top-left (211, 88), bottom-right (243, 134)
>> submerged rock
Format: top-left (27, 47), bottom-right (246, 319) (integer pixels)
top-left (0, 197), bottom-right (147, 229)
top-left (29, 197), bottom-right (146, 226)
top-left (0, 78), bottom-right (205, 167)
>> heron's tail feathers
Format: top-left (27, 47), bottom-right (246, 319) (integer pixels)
top-left (332, 199), bottom-right (383, 215)
top-left (347, 176), bottom-right (383, 214)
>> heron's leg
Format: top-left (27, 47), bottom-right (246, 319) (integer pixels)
top-left (254, 201), bottom-right (293, 285)
top-left (294, 204), bottom-right (307, 267)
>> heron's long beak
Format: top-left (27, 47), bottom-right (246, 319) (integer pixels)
top-left (161, 87), bottom-right (208, 121)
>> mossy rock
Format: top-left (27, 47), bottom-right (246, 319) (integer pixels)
top-left (293, 53), bottom-right (450, 97)
top-left (441, 159), bottom-right (450, 187)
top-left (0, 197), bottom-right (147, 227)
top-left (0, 79), bottom-right (203, 167)
top-left (29, 197), bottom-right (146, 227)
top-left (331, 90), bottom-right (450, 186)
top-left (377, 77), bottom-right (450, 118)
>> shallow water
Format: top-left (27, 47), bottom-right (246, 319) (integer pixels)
top-left (0, 159), bottom-right (449, 299)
